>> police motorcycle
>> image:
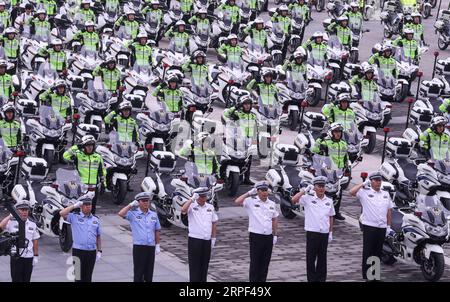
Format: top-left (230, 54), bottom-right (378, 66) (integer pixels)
top-left (326, 0), bottom-right (348, 19)
top-left (373, 68), bottom-right (403, 103)
top-left (50, 14), bottom-right (79, 44)
top-left (434, 10), bottom-right (450, 50)
top-left (210, 60), bottom-right (252, 107)
top-left (182, 82), bottom-right (218, 124)
top-left (141, 162), bottom-right (223, 228)
top-left (143, 9), bottom-right (163, 43)
top-left (24, 106), bottom-right (71, 171)
top-left (254, 98), bottom-right (282, 159)
top-left (32, 168), bottom-right (96, 252)
top-left (381, 194), bottom-right (449, 281)
top-left (73, 81), bottom-right (118, 133)
top-left (343, 121), bottom-right (369, 163)
top-left (0, 138), bottom-right (20, 196)
top-left (350, 93), bottom-right (392, 154)
top-left (95, 131), bottom-right (144, 204)
top-left (136, 104), bottom-right (180, 151)
top-left (380, 0), bottom-right (404, 38)
top-left (393, 42), bottom-right (428, 89)
top-left (266, 21), bottom-right (286, 67)
top-left (123, 65), bottom-right (159, 109)
top-left (276, 73), bottom-right (309, 130)
top-left (102, 30), bottom-right (132, 68)
top-left (21, 63), bottom-right (59, 102)
top-left (211, 9), bottom-right (234, 49)
top-left (242, 39), bottom-right (272, 79)
top-left (325, 35), bottom-right (350, 83)
top-left (290, 13), bottom-right (306, 51)
top-left (307, 56), bottom-right (333, 106)
top-left (153, 43), bottom-right (190, 82)
top-left (219, 120), bottom-right (256, 196)
top-left (19, 36), bottom-right (49, 71)
top-left (294, 110), bottom-right (328, 155)
top-left (67, 48), bottom-right (103, 87)
top-left (163, 2), bottom-right (184, 28)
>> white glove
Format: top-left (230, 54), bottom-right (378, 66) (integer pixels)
top-left (303, 184), bottom-right (314, 194)
top-left (248, 188), bottom-right (257, 196)
top-left (192, 193), bottom-right (199, 201)
top-left (33, 256), bottom-right (39, 266)
top-left (73, 201), bottom-right (83, 209)
top-left (129, 200), bottom-right (139, 207)
top-left (155, 244), bottom-right (161, 254)
top-left (96, 251), bottom-right (102, 262)
top-left (386, 226), bottom-right (394, 237)
top-left (211, 238), bottom-right (216, 249)
top-left (328, 232), bottom-right (333, 243)
top-left (273, 235), bottom-right (278, 245)
top-left (363, 179), bottom-right (371, 188)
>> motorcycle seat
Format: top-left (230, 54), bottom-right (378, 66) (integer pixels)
top-left (391, 209), bottom-right (404, 233)
top-left (401, 161), bottom-right (418, 181)
top-left (31, 182), bottom-right (47, 204)
top-left (284, 165), bottom-right (302, 188)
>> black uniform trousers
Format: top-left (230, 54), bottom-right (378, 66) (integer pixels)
top-left (72, 248), bottom-right (96, 282)
top-left (306, 231), bottom-right (329, 282)
top-left (361, 224), bottom-right (386, 280)
top-left (249, 232), bottom-right (273, 282)
top-left (133, 245), bottom-right (156, 282)
top-left (10, 257), bottom-right (33, 282)
top-left (188, 237), bottom-right (212, 282)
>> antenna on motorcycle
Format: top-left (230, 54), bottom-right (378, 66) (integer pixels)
top-left (415, 71), bottom-right (423, 100)
top-left (324, 73), bottom-right (333, 104)
top-left (432, 51), bottom-right (440, 79)
top-left (381, 127), bottom-right (390, 164)
top-left (298, 100), bottom-right (308, 133)
top-left (405, 97), bottom-right (415, 130)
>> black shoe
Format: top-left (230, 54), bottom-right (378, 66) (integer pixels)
top-left (334, 213), bottom-right (346, 221)
top-left (243, 179), bottom-right (254, 185)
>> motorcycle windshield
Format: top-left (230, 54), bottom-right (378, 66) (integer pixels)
top-left (80, 48), bottom-right (99, 60)
top-left (55, 168), bottom-right (87, 199)
top-left (109, 131), bottom-right (137, 157)
top-left (191, 83), bottom-right (210, 99)
top-left (313, 155), bottom-right (342, 182)
top-left (377, 71), bottom-right (395, 89)
top-left (287, 72), bottom-right (308, 92)
top-left (257, 100), bottom-right (281, 119)
top-left (420, 196), bottom-right (447, 227)
top-left (247, 41), bottom-right (265, 55)
top-left (184, 161), bottom-right (216, 188)
top-left (37, 63), bottom-right (58, 81)
top-left (0, 138), bottom-right (12, 164)
top-left (343, 122), bottom-right (359, 143)
top-left (272, 22), bottom-right (285, 39)
top-left (149, 109), bottom-right (174, 124)
top-left (222, 11), bottom-right (233, 27)
top-left (307, 56), bottom-right (326, 68)
top-left (86, 81), bottom-right (111, 104)
top-left (363, 101), bottom-right (382, 114)
top-left (224, 125), bottom-right (251, 157)
top-left (168, 40), bottom-right (189, 55)
top-left (328, 36), bottom-right (345, 51)
top-left (39, 106), bottom-right (64, 129)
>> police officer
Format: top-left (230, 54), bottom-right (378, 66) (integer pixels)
top-left (419, 116), bottom-right (450, 160)
top-left (349, 171), bottom-right (393, 281)
top-left (405, 12), bottom-right (426, 44)
top-left (104, 101), bottom-right (140, 144)
top-left (39, 79), bottom-right (72, 119)
top-left (72, 21), bottom-right (100, 52)
top-left (246, 68), bottom-right (279, 106)
top-left (1, 27), bottom-right (20, 66)
top-left (128, 32), bottom-right (154, 68)
top-left (217, 0), bottom-right (240, 34)
top-left (282, 47), bottom-right (308, 83)
top-left (368, 44), bottom-right (397, 78)
top-left (393, 28), bottom-right (418, 62)
top-left (303, 31), bottom-right (327, 61)
top-left (164, 20), bottom-right (190, 52)
top-left (181, 187), bottom-right (218, 282)
top-left (114, 9), bottom-right (140, 39)
top-left (345, 2), bottom-right (363, 34)
top-left (182, 50), bottom-right (211, 89)
top-left (0, 59), bottom-right (15, 100)
top-left (178, 132), bottom-right (220, 176)
top-left (322, 93), bottom-right (356, 132)
top-left (28, 9), bottom-right (51, 39)
top-left (142, 0), bottom-right (164, 45)
top-left (0, 103), bottom-right (21, 149)
top-left (217, 34), bottom-right (243, 65)
top-left (327, 15), bottom-right (352, 48)
top-left (78, 0), bottom-right (96, 24)
top-left (234, 181), bottom-right (279, 282)
top-left (38, 38), bottom-right (67, 73)
top-left (350, 63), bottom-right (378, 102)
top-left (243, 18), bottom-right (268, 50)
top-left (152, 74), bottom-right (184, 114)
top-left (292, 176), bottom-right (335, 282)
top-left (63, 135), bottom-right (106, 214)
top-left (0, 201), bottom-right (40, 282)
top-left (312, 122), bottom-right (349, 220)
top-left (59, 197), bottom-right (102, 282)
top-left (118, 192), bottom-right (161, 282)
top-left (93, 56), bottom-right (122, 93)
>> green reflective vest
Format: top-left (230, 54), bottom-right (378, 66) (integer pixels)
top-left (393, 37), bottom-right (418, 60)
top-left (180, 0), bottom-right (193, 13)
top-left (321, 105), bottom-right (356, 132)
top-left (130, 42), bottom-right (153, 67)
top-left (327, 23), bottom-right (352, 46)
top-left (289, 3), bottom-right (310, 20)
top-left (243, 27), bottom-right (267, 48)
top-left (165, 29), bottom-right (189, 50)
top-left (350, 76), bottom-right (378, 102)
top-left (63, 145), bottom-right (106, 185)
top-left (271, 16), bottom-right (291, 34)
top-left (1, 37), bottom-right (19, 59)
top-left (368, 54), bottom-right (397, 78)
top-left (152, 86), bottom-right (183, 112)
top-left (104, 112), bottom-right (139, 143)
top-left (405, 23), bottom-right (424, 42)
top-left (419, 128), bottom-right (450, 160)
top-left (217, 44), bottom-right (243, 64)
top-left (312, 138), bottom-right (348, 168)
top-left (73, 31), bottom-right (99, 52)
top-left (39, 89), bottom-right (72, 118)
top-left (303, 40), bottom-right (327, 61)
top-left (78, 8), bottom-right (96, 23)
top-left (182, 63), bottom-right (209, 87)
top-left (93, 66), bottom-right (121, 92)
top-left (223, 107), bottom-right (257, 138)
top-left (38, 49), bottom-right (66, 72)
top-left (439, 98), bottom-right (450, 113)
top-left (0, 119), bottom-right (20, 148)
top-left (345, 11), bottom-right (363, 31)
top-left (29, 19), bottom-right (51, 37)
top-left (218, 4), bottom-right (240, 24)
top-left (247, 80), bottom-right (278, 106)
top-left (0, 11), bottom-right (10, 27)
top-left (0, 73), bottom-right (13, 98)
top-left (38, 0), bottom-right (57, 15)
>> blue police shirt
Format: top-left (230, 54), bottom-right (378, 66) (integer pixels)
top-left (67, 212), bottom-right (101, 251)
top-left (125, 209), bottom-right (161, 246)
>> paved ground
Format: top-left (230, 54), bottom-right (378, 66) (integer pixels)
top-left (2, 0), bottom-right (450, 282)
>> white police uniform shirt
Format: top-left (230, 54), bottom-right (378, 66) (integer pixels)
top-left (300, 193), bottom-right (335, 233)
top-left (5, 218), bottom-right (40, 258)
top-left (243, 196), bottom-right (279, 235)
top-left (187, 201), bottom-right (219, 240)
top-left (357, 187), bottom-right (394, 228)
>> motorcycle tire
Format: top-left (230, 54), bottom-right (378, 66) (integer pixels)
top-left (421, 252), bottom-right (445, 282)
top-left (158, 212), bottom-right (172, 228)
top-left (380, 250), bottom-right (396, 265)
top-left (227, 171), bottom-right (240, 197)
top-left (383, 28), bottom-right (392, 39)
top-left (438, 36), bottom-right (448, 50)
top-left (275, 0), bottom-right (280, 4)
top-left (289, 110), bottom-right (299, 131)
top-left (43, 149), bottom-right (54, 172)
top-left (422, 6), bottom-right (431, 19)
top-left (308, 87), bottom-right (321, 106)
top-left (272, 53), bottom-right (283, 66)
top-left (316, 0), bottom-right (324, 12)
top-left (430, 0), bottom-right (437, 8)
top-left (59, 224), bottom-right (73, 253)
top-left (257, 136), bottom-right (268, 159)
top-left (112, 179), bottom-right (128, 205)
top-left (363, 7), bottom-right (370, 21)
top-left (350, 50), bottom-right (359, 64)
top-left (400, 84), bottom-right (409, 101)
top-left (364, 132), bottom-right (377, 154)
top-left (280, 203), bottom-right (296, 219)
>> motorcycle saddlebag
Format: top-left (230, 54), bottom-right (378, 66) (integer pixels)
top-left (274, 144), bottom-right (300, 165)
top-left (442, 10), bottom-right (450, 21)
top-left (419, 79), bottom-right (444, 98)
top-left (76, 123), bottom-right (100, 141)
top-left (409, 101), bottom-right (434, 127)
top-left (435, 58), bottom-right (450, 76)
top-left (150, 151), bottom-right (176, 173)
top-left (386, 137), bottom-right (412, 159)
top-left (21, 157), bottom-right (49, 180)
top-left (343, 63), bottom-right (361, 80)
top-left (16, 98), bottom-right (38, 116)
top-left (303, 111), bottom-right (327, 131)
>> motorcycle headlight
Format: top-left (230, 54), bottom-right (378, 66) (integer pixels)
top-left (94, 102), bottom-right (106, 110)
top-left (43, 128), bottom-right (61, 137)
top-left (368, 112), bottom-right (381, 120)
top-left (114, 155), bottom-right (132, 166)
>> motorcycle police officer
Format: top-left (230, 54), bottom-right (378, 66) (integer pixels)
top-left (368, 44), bottom-right (397, 78)
top-left (188, 8), bottom-right (212, 38)
top-left (59, 196), bottom-right (102, 282)
top-left (128, 32), bottom-right (154, 68)
top-left (292, 176), bottom-right (335, 282)
top-left (0, 59), bottom-right (16, 100)
top-left (0, 103), bottom-right (21, 149)
top-left (349, 171), bottom-right (394, 281)
top-left (217, 0), bottom-right (241, 34)
top-left (312, 122), bottom-right (349, 220)
top-left (350, 63), bottom-right (378, 102)
top-left (243, 18), bottom-right (268, 50)
top-left (246, 68), bottom-right (279, 106)
top-left (405, 12), bottom-right (426, 44)
top-left (289, 0), bottom-right (311, 24)
top-left (217, 34), bottom-right (243, 64)
top-left (393, 28), bottom-right (418, 62)
top-left (0, 201), bottom-right (40, 282)
top-left (178, 132), bottom-right (220, 176)
top-left (164, 20), bottom-right (190, 52)
top-left (39, 79), bottom-right (72, 119)
top-left (182, 50), bottom-right (211, 89)
top-left (104, 101), bottom-right (140, 144)
top-left (222, 96), bottom-right (257, 185)
top-left (38, 38), bottom-right (67, 73)
top-left (327, 15), bottom-right (352, 48)
top-left (78, 0), bottom-right (96, 23)
top-left (181, 187), bottom-right (218, 282)
top-left (118, 192), bottom-right (161, 282)
top-left (152, 74), bottom-right (184, 113)
top-left (322, 93), bottom-right (356, 132)
top-left (63, 135), bottom-right (106, 214)
top-left (303, 31), bottom-right (327, 61)
top-left (282, 47), bottom-right (308, 81)
top-left (28, 9), bottom-right (51, 38)
top-left (1, 27), bottom-right (20, 65)
top-left (0, 2), bottom-right (10, 28)
top-left (419, 116), bottom-right (450, 160)
top-left (114, 9), bottom-right (140, 39)
top-left (72, 21), bottom-right (100, 52)
top-left (93, 56), bottom-right (122, 93)
top-left (234, 181), bottom-right (279, 282)
top-left (345, 2), bottom-right (363, 33)
top-left (142, 0), bottom-right (164, 45)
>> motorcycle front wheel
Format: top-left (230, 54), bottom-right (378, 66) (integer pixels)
top-left (43, 149), bottom-right (54, 172)
top-left (158, 212), bottom-right (172, 228)
top-left (280, 203), bottom-right (296, 219)
top-left (316, 0), bottom-right (324, 11)
top-left (364, 132), bottom-right (376, 154)
top-left (112, 179), bottom-right (128, 205)
top-left (59, 224), bottom-right (73, 253)
top-left (438, 36), bottom-right (448, 50)
top-left (430, 0), bottom-right (437, 8)
top-left (226, 171), bottom-right (240, 196)
top-left (380, 250), bottom-right (396, 265)
top-left (349, 50), bottom-right (359, 64)
top-left (308, 87), bottom-right (321, 106)
top-left (289, 110), bottom-right (299, 130)
top-left (383, 28), bottom-right (392, 39)
top-left (422, 5), bottom-right (431, 19)
top-left (421, 252), bottom-right (445, 282)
